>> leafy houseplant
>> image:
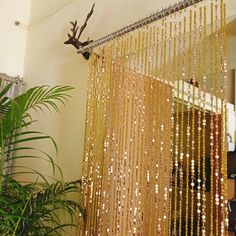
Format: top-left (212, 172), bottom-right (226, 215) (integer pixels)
top-left (0, 84), bottom-right (85, 235)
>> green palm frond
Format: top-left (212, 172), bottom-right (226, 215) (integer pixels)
top-left (1, 85), bottom-right (73, 144)
top-left (0, 84), bottom-right (85, 235)
top-left (0, 83), bottom-right (12, 114)
top-left (0, 85), bottom-right (73, 180)
top-left (0, 177), bottom-right (84, 235)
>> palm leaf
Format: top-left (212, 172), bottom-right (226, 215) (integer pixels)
top-left (0, 84), bottom-right (85, 235)
top-left (0, 85), bottom-right (73, 145)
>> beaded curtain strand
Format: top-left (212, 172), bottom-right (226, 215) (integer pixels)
top-left (81, 0), bottom-right (229, 235)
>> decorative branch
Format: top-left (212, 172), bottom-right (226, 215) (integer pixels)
top-left (64, 3), bottom-right (95, 60)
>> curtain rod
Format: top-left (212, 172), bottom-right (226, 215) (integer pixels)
top-left (77, 0), bottom-right (203, 54)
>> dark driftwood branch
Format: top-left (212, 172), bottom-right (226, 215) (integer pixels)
top-left (64, 3), bottom-right (95, 60)
top-left (78, 3), bottom-right (95, 40)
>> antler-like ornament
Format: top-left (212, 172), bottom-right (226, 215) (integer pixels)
top-left (64, 3), bottom-right (95, 60)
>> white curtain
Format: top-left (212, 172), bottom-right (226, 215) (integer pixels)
top-left (0, 74), bottom-right (23, 175)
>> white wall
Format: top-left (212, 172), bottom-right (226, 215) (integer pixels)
top-left (23, 0), bottom-right (187, 182)
top-left (23, 0), bottom-right (236, 183)
top-left (0, 0), bottom-right (31, 77)
top-left (228, 35), bottom-right (236, 70)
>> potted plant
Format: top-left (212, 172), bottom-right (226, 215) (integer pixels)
top-left (0, 84), bottom-right (85, 235)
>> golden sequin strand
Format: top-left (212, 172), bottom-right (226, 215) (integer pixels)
top-left (81, 1), bottom-right (229, 235)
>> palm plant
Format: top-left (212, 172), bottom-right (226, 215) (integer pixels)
top-left (0, 84), bottom-right (85, 235)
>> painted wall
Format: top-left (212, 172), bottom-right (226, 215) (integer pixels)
top-left (23, 0), bottom-right (186, 182)
top-left (23, 0), bottom-right (236, 183)
top-left (0, 0), bottom-right (31, 77)
top-left (23, 0), bottom-right (236, 182)
top-left (228, 36), bottom-right (236, 70)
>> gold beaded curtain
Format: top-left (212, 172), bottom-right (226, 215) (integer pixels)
top-left (81, 0), bottom-right (229, 235)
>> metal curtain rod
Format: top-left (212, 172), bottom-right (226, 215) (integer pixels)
top-left (77, 0), bottom-right (203, 54)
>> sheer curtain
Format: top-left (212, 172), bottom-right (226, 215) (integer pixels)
top-left (0, 73), bottom-right (23, 175)
top-left (0, 73), bottom-right (23, 98)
